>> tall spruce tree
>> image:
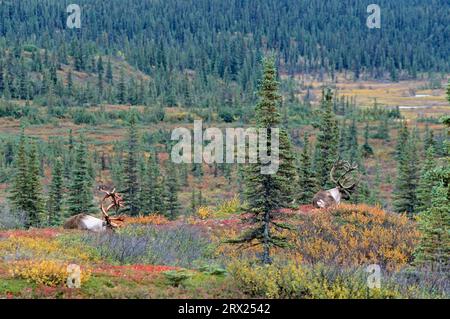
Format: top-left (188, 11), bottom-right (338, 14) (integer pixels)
top-left (9, 130), bottom-right (29, 215)
top-left (414, 183), bottom-right (449, 271)
top-left (25, 141), bottom-right (45, 227)
top-left (66, 136), bottom-right (96, 216)
top-left (423, 124), bottom-right (435, 152)
top-left (347, 118), bottom-right (359, 163)
top-left (97, 56), bottom-right (104, 98)
top-left (47, 157), bottom-right (64, 226)
top-left (392, 127), bottom-right (419, 215)
top-left (232, 57), bottom-right (297, 264)
top-left (446, 79), bottom-right (450, 104)
top-left (375, 116), bottom-right (390, 141)
top-left (140, 152), bottom-right (165, 215)
top-left (106, 58), bottom-right (113, 84)
top-left (164, 161), bottom-right (180, 220)
top-left (314, 89), bottom-right (339, 188)
top-left (117, 69), bottom-right (127, 104)
top-left (9, 131), bottom-right (45, 228)
top-left (395, 121), bottom-right (409, 159)
top-left (123, 114), bottom-right (140, 215)
top-left (416, 147), bottom-right (437, 213)
top-left (338, 120), bottom-right (348, 157)
top-left (297, 132), bottom-right (317, 204)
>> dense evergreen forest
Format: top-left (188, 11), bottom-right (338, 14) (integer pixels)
top-left (0, 0), bottom-right (449, 108)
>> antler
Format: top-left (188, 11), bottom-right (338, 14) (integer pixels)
top-left (339, 161), bottom-right (359, 189)
top-left (100, 187), bottom-right (125, 229)
top-left (330, 160), bottom-right (359, 190)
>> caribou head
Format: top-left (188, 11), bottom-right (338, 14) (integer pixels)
top-left (312, 160), bottom-right (359, 209)
top-left (63, 188), bottom-right (126, 232)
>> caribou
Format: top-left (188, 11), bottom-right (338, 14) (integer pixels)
top-left (312, 160), bottom-right (359, 208)
top-left (63, 188), bottom-right (126, 232)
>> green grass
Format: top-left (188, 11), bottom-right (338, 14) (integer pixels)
top-left (0, 278), bottom-right (34, 296)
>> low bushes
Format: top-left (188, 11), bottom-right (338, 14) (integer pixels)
top-left (126, 214), bottom-right (170, 225)
top-left (228, 260), bottom-right (448, 299)
top-left (214, 195), bottom-right (241, 218)
top-left (228, 260), bottom-right (399, 299)
top-left (0, 236), bottom-right (99, 263)
top-left (0, 207), bottom-right (27, 230)
top-left (291, 204), bottom-right (419, 271)
top-left (197, 206), bottom-right (212, 220)
top-left (9, 260), bottom-right (91, 287)
top-left (80, 224), bottom-right (214, 267)
top-left (163, 270), bottom-right (193, 287)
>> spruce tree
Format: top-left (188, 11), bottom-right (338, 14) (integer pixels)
top-left (423, 124), bottom-right (435, 152)
top-left (117, 69), bottom-right (127, 104)
top-left (416, 147), bottom-right (437, 213)
top-left (97, 56), bottom-right (104, 98)
top-left (414, 183), bottom-right (449, 271)
top-left (47, 157), bottom-right (64, 226)
top-left (164, 161), bottom-right (180, 220)
top-left (297, 132), bottom-right (317, 204)
top-left (347, 118), bottom-right (359, 163)
top-left (446, 79), bottom-right (450, 104)
top-left (395, 121), bottom-right (409, 159)
top-left (122, 114), bottom-right (140, 215)
top-left (375, 115), bottom-right (390, 141)
top-left (66, 70), bottom-right (74, 97)
top-left (338, 120), bottom-right (348, 157)
top-left (140, 152), bottom-right (165, 215)
top-left (393, 128), bottom-right (419, 215)
top-left (9, 132), bottom-right (44, 228)
top-left (232, 57), bottom-right (297, 264)
top-left (368, 162), bottom-right (382, 205)
top-left (66, 136), bottom-right (96, 216)
top-left (314, 88), bottom-right (339, 188)
top-left (106, 58), bottom-right (113, 84)
top-left (361, 122), bottom-right (374, 157)
top-left (9, 131), bottom-right (29, 215)
top-left (25, 141), bottom-right (45, 227)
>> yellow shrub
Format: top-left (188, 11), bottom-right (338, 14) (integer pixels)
top-left (215, 195), bottom-right (241, 217)
top-left (290, 204), bottom-right (419, 271)
top-left (9, 260), bottom-right (91, 287)
top-left (0, 236), bottom-right (98, 263)
top-left (228, 260), bottom-right (401, 299)
top-left (197, 206), bottom-right (211, 220)
top-left (126, 214), bottom-right (170, 225)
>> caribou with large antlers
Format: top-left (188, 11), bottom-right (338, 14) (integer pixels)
top-left (63, 188), bottom-right (126, 232)
top-left (312, 160), bottom-right (359, 208)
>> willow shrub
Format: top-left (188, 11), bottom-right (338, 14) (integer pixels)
top-left (291, 204), bottom-right (419, 271)
top-left (228, 260), bottom-right (448, 299)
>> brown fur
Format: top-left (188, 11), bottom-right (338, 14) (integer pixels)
top-left (63, 214), bottom-right (89, 230)
top-left (312, 191), bottom-right (337, 208)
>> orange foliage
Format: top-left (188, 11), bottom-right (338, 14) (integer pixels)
top-left (290, 204), bottom-right (419, 271)
top-left (126, 214), bottom-right (170, 225)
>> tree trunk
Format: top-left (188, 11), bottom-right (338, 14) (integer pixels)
top-left (262, 208), bottom-right (271, 264)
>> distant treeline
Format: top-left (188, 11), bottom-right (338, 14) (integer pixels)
top-left (0, 0), bottom-right (448, 108)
